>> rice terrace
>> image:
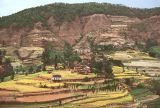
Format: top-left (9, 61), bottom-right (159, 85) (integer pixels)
top-left (0, 1), bottom-right (160, 108)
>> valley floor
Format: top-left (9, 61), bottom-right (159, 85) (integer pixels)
top-left (0, 50), bottom-right (160, 108)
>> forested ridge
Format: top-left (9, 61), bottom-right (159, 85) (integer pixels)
top-left (0, 2), bottom-right (160, 28)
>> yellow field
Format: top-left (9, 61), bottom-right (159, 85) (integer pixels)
top-left (0, 81), bottom-right (50, 92)
top-left (72, 90), bottom-right (129, 104)
top-left (17, 79), bottom-right (64, 87)
top-left (87, 94), bottom-right (133, 107)
top-left (69, 90), bottom-right (133, 107)
top-left (113, 66), bottom-right (150, 80)
top-left (0, 70), bottom-right (96, 92)
top-left (41, 70), bottom-right (96, 80)
top-left (0, 71), bottom-right (64, 92)
top-left (14, 71), bottom-right (48, 80)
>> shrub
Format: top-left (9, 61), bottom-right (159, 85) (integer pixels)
top-left (149, 46), bottom-right (160, 58)
top-left (83, 77), bottom-right (90, 82)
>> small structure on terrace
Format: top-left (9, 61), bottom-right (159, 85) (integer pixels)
top-left (51, 75), bottom-right (62, 81)
top-left (73, 64), bottom-right (91, 74)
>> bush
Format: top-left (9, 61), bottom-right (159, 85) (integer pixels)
top-left (83, 77), bottom-right (90, 82)
top-left (149, 46), bottom-right (160, 58)
top-left (151, 80), bottom-right (160, 95)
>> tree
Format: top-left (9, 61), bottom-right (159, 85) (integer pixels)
top-left (88, 37), bottom-right (97, 72)
top-left (87, 37), bottom-right (97, 53)
top-left (146, 38), bottom-right (158, 51)
top-left (42, 41), bottom-right (64, 70)
top-left (63, 42), bottom-right (81, 69)
top-left (90, 53), bottom-right (96, 74)
top-left (0, 49), bottom-right (6, 64)
top-left (151, 80), bottom-right (160, 95)
top-left (42, 41), bottom-right (53, 68)
top-left (0, 49), bottom-right (14, 82)
top-left (148, 46), bottom-right (160, 58)
top-left (4, 58), bottom-right (14, 80)
top-left (63, 42), bottom-right (73, 60)
top-left (102, 54), bottom-right (113, 78)
top-left (0, 65), bottom-right (5, 82)
top-left (87, 37), bottom-right (113, 77)
top-left (28, 66), bottom-right (34, 74)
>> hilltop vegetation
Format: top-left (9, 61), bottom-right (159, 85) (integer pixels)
top-left (0, 2), bottom-right (160, 28)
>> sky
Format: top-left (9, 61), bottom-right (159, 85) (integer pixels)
top-left (0, 0), bottom-right (160, 17)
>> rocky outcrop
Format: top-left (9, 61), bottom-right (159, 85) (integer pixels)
top-left (17, 47), bottom-right (44, 66)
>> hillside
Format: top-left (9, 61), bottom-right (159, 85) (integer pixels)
top-left (0, 3), bottom-right (160, 49)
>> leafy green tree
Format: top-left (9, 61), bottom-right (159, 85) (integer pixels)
top-left (149, 46), bottom-right (160, 58)
top-left (63, 42), bottom-right (73, 60)
top-left (146, 38), bottom-right (158, 51)
top-left (102, 54), bottom-right (113, 78)
top-left (87, 37), bottom-right (97, 53)
top-left (4, 58), bottom-right (14, 80)
top-left (28, 66), bottom-right (34, 74)
top-left (42, 41), bottom-right (64, 70)
top-left (87, 37), bottom-right (97, 72)
top-left (88, 37), bottom-right (113, 77)
top-left (0, 49), bottom-right (15, 81)
top-left (63, 42), bottom-right (81, 69)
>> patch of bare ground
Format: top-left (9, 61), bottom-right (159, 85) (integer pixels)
top-left (0, 90), bottom-right (17, 97)
top-left (16, 93), bottom-right (71, 103)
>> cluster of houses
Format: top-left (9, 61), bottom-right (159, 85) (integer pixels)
top-left (73, 64), bottom-right (91, 74)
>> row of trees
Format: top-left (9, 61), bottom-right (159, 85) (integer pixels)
top-left (0, 3), bottom-right (160, 28)
top-left (14, 65), bottom-right (42, 75)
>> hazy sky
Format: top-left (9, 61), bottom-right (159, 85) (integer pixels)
top-left (0, 0), bottom-right (160, 17)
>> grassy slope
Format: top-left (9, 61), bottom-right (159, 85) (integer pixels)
top-left (130, 88), bottom-right (154, 100)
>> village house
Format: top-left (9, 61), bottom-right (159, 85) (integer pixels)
top-left (51, 75), bottom-right (62, 81)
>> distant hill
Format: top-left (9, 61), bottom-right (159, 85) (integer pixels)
top-left (0, 3), bottom-right (160, 49)
top-left (0, 3), bottom-right (160, 28)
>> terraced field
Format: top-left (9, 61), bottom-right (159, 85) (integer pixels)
top-left (0, 70), bottom-right (96, 92)
top-left (0, 63), bottom-right (155, 108)
top-left (110, 50), bottom-right (155, 61)
top-left (113, 66), bottom-right (150, 79)
top-left (40, 70), bottom-right (96, 80)
top-left (55, 90), bottom-right (133, 108)
top-left (0, 71), bottom-right (53, 93)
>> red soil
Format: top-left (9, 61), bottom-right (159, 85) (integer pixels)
top-left (16, 93), bottom-right (72, 103)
